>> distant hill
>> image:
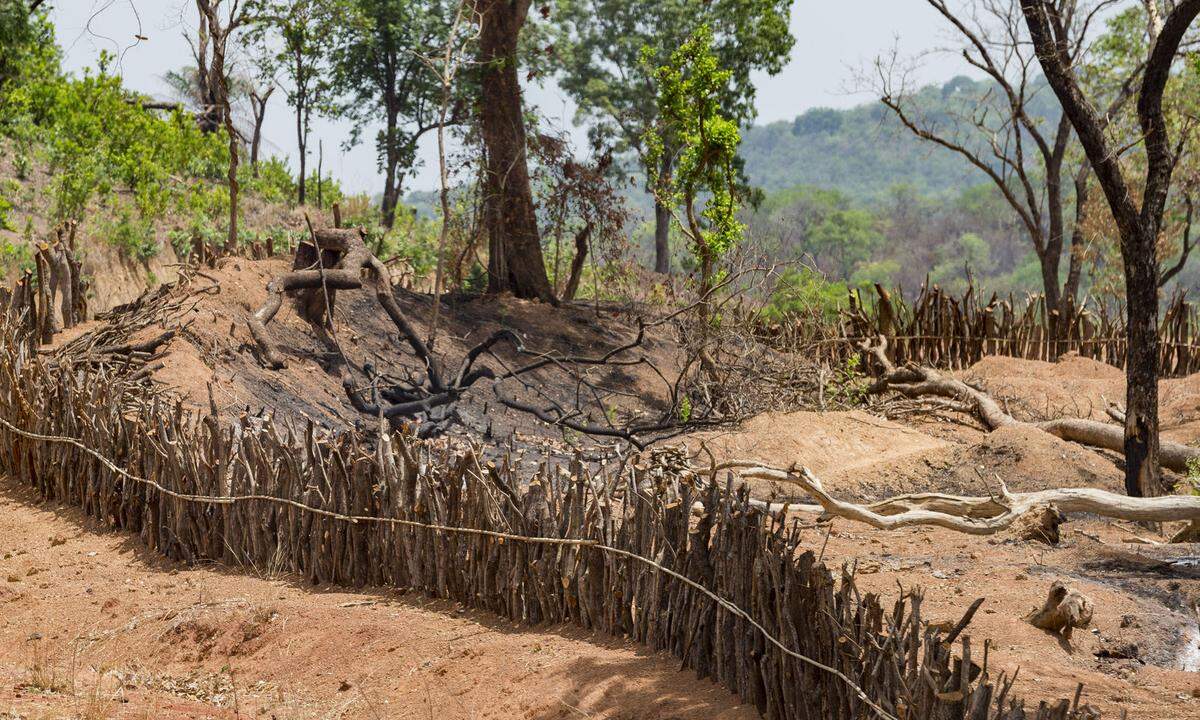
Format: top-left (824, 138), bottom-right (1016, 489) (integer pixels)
top-left (738, 75), bottom-right (1061, 200)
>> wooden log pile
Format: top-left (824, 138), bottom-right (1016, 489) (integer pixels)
top-left (0, 316), bottom-right (1101, 720)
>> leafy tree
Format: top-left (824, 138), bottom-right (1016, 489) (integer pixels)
top-left (330, 0), bottom-right (456, 228)
top-left (645, 26), bottom-right (745, 315)
top-left (556, 0), bottom-right (792, 275)
top-left (791, 107), bottom-right (841, 136)
top-left (0, 2), bottom-right (58, 99)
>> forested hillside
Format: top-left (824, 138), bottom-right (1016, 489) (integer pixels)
top-left (739, 76), bottom-right (1060, 198)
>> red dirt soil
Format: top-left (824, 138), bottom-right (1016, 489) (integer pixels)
top-left (0, 474), bottom-right (755, 720)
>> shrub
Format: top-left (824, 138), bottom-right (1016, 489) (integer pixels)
top-left (242, 157), bottom-right (296, 204)
top-left (100, 204), bottom-right (158, 261)
top-left (763, 267), bottom-right (849, 321)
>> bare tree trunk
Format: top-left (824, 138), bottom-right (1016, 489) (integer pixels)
top-left (563, 224), bottom-right (591, 301)
top-left (249, 86), bottom-right (274, 178)
top-left (382, 103), bottom-right (400, 229)
top-left (195, 0), bottom-right (245, 255)
top-left (223, 104), bottom-right (240, 254)
top-left (1063, 168), bottom-right (1089, 308)
top-left (477, 0), bottom-right (555, 303)
top-left (296, 106), bottom-right (307, 205)
top-left (1125, 237), bottom-right (1163, 497)
top-left (317, 139), bottom-right (324, 210)
top-left (1020, 0), bottom-right (1200, 496)
top-left (653, 152), bottom-right (673, 275)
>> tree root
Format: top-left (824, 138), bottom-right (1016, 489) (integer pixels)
top-left (246, 226), bottom-right (716, 445)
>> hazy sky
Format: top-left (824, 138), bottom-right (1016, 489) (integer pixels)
top-left (51, 1), bottom-right (974, 195)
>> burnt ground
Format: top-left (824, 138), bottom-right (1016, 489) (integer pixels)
top-left (110, 257), bottom-right (686, 451)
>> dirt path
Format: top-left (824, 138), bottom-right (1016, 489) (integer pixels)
top-left (0, 475), bottom-right (754, 720)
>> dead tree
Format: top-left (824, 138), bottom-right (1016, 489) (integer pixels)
top-left (1021, 0), bottom-right (1200, 497)
top-left (247, 225), bottom-right (739, 445)
top-left (873, 0), bottom-right (1142, 346)
top-left (863, 335), bottom-right (1200, 472)
top-left (1028, 581), bottom-right (1094, 640)
top-left (707, 459), bottom-right (1200, 539)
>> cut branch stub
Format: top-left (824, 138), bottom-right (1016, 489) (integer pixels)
top-left (1028, 581), bottom-right (1094, 641)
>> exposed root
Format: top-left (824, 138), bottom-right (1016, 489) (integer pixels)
top-left (246, 225), bottom-right (727, 445)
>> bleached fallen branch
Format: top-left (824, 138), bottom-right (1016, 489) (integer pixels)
top-left (700, 459), bottom-right (1200, 537)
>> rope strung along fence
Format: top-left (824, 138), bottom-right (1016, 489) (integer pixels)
top-left (0, 305), bottom-right (1097, 719)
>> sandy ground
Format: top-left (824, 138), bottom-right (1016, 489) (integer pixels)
top-left (0, 475), bottom-right (755, 720)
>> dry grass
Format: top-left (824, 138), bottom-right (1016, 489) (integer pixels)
top-left (20, 641), bottom-right (68, 695)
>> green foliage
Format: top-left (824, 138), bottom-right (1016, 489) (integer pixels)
top-left (328, 0), bottom-right (452, 193)
top-left (930, 232), bottom-right (994, 295)
top-left (763, 267), bottom-right (849, 322)
top-left (0, 6), bottom-right (59, 104)
top-left (382, 209), bottom-right (440, 276)
top-left (830, 354), bottom-right (868, 405)
top-left (791, 107), bottom-right (842, 136)
top-left (463, 262), bottom-right (487, 295)
top-left (241, 158), bottom-right (297, 204)
top-left (0, 179), bottom-right (15, 232)
top-left (100, 204), bottom-right (159, 261)
top-left (645, 26), bottom-right (745, 284)
top-left (303, 171), bottom-right (346, 209)
top-left (556, 0), bottom-right (791, 198)
top-left (746, 180), bottom-right (1047, 298)
top-left (2, 48), bottom-right (226, 236)
top-left (1184, 457), bottom-right (1200, 496)
top-left (0, 233), bottom-right (32, 275)
top-left (738, 76), bottom-right (1061, 198)
top-left (748, 185), bottom-right (881, 280)
top-left (678, 395), bottom-right (693, 423)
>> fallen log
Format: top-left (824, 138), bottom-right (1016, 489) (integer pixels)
top-left (701, 459), bottom-right (1200, 536)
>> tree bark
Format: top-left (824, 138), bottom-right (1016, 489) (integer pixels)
top-left (1020, 0), bottom-right (1200, 496)
top-left (382, 100), bottom-right (400, 229)
top-left (296, 109), bottom-right (307, 206)
top-left (1124, 233), bottom-right (1163, 496)
top-left (477, 0), bottom-right (555, 303)
top-left (562, 223), bottom-right (591, 301)
top-left (249, 87), bottom-right (273, 179)
top-left (653, 152), bottom-right (673, 275)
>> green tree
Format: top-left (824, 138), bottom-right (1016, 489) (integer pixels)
top-left (330, 0), bottom-right (456, 228)
top-left (645, 26), bottom-right (745, 317)
top-left (0, 2), bottom-right (58, 100)
top-left (556, 0), bottom-right (792, 275)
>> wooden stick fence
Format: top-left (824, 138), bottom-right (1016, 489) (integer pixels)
top-left (0, 314), bottom-right (1102, 719)
top-left (768, 282), bottom-right (1200, 378)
